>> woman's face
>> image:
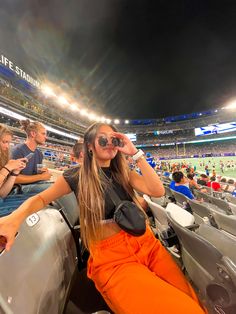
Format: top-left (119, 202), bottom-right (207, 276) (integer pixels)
top-left (0, 134), bottom-right (12, 152)
top-left (93, 125), bottom-right (118, 166)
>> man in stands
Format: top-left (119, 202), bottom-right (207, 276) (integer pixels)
top-left (11, 119), bottom-right (52, 194)
top-left (170, 171), bottom-right (194, 200)
top-left (197, 174), bottom-right (209, 186)
top-left (71, 142), bottom-right (84, 166)
top-left (207, 176), bottom-right (222, 192)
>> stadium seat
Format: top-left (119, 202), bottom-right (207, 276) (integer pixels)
top-left (206, 195), bottom-right (235, 215)
top-left (143, 194), bottom-right (169, 233)
top-left (189, 199), bottom-right (225, 226)
top-left (225, 194), bottom-right (236, 205)
top-left (53, 192), bottom-right (79, 227)
top-left (167, 212), bottom-right (236, 313)
top-left (170, 189), bottom-right (192, 212)
top-left (164, 186), bottom-right (175, 203)
top-left (151, 195), bottom-right (166, 207)
top-left (211, 211), bottom-right (236, 237)
top-left (166, 203), bottom-right (195, 227)
top-left (0, 208), bottom-right (77, 314)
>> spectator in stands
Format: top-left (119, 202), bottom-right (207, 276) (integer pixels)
top-left (197, 174), bottom-right (209, 186)
top-left (0, 124), bottom-right (35, 216)
top-left (170, 171), bottom-right (194, 200)
top-left (11, 119), bottom-right (52, 193)
top-left (207, 176), bottom-right (222, 192)
top-left (71, 142), bottom-right (83, 166)
top-left (0, 122), bottom-right (206, 314)
top-left (227, 179), bottom-right (235, 193)
top-left (220, 178), bottom-right (228, 191)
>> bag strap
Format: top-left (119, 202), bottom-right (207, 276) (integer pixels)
top-left (107, 184), bottom-right (123, 206)
top-left (100, 170), bottom-right (123, 206)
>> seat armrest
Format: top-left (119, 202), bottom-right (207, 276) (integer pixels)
top-left (186, 223), bottom-right (200, 231)
top-left (222, 256), bottom-right (236, 287)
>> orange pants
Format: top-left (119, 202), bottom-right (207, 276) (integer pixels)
top-left (87, 227), bottom-right (207, 314)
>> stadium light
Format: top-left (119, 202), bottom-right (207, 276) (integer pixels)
top-left (114, 119), bottom-right (120, 124)
top-left (69, 104), bottom-right (78, 111)
top-left (225, 100), bottom-right (236, 109)
top-left (88, 113), bottom-right (96, 120)
top-left (80, 109), bottom-right (88, 116)
top-left (58, 96), bottom-right (68, 106)
top-left (125, 120), bottom-right (129, 124)
top-left (41, 85), bottom-right (55, 97)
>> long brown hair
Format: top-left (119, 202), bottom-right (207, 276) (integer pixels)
top-left (78, 123), bottom-right (137, 249)
top-left (0, 124), bottom-right (13, 169)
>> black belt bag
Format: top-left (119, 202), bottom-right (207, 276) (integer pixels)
top-left (109, 187), bottom-right (146, 237)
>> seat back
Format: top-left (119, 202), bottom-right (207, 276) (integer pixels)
top-left (212, 211), bottom-right (236, 237)
top-left (166, 203), bottom-right (195, 227)
top-left (194, 190), bottom-right (211, 202)
top-left (188, 199), bottom-right (209, 218)
top-left (225, 194), bottom-right (236, 205)
top-left (167, 211), bottom-right (236, 311)
top-left (53, 192), bottom-right (79, 227)
top-left (188, 199), bottom-right (210, 224)
top-left (171, 189), bottom-right (191, 208)
top-left (0, 208), bottom-right (77, 314)
top-left (143, 195), bottom-right (168, 231)
top-left (196, 223), bottom-right (236, 262)
top-left (151, 196), bottom-right (166, 207)
top-left (208, 196), bottom-right (233, 215)
top-left (164, 186), bottom-right (174, 198)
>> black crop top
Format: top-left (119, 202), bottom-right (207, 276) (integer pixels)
top-left (63, 166), bottom-right (133, 219)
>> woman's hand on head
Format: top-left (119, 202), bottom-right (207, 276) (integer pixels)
top-left (111, 132), bottom-right (138, 156)
top-left (0, 215), bottom-right (20, 251)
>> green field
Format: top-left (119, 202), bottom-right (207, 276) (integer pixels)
top-left (169, 156), bottom-right (236, 179)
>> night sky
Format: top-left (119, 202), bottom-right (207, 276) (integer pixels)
top-left (1, 0), bottom-right (236, 119)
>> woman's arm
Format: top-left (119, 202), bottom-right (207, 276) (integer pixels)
top-left (0, 159), bottom-right (26, 196)
top-left (112, 131), bottom-right (165, 198)
top-left (0, 175), bottom-right (72, 251)
top-left (129, 158), bottom-right (165, 197)
top-left (0, 175), bottom-right (17, 197)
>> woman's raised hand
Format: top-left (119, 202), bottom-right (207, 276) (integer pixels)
top-left (0, 215), bottom-right (20, 251)
top-left (112, 132), bottom-right (138, 156)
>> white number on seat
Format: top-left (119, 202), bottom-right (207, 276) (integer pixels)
top-left (26, 214), bottom-right (40, 227)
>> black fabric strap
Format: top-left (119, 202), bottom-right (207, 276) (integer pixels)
top-left (107, 185), bottom-right (123, 206)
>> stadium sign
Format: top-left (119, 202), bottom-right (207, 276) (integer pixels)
top-left (0, 54), bottom-right (40, 88)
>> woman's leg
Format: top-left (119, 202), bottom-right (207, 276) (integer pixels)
top-left (88, 229), bottom-right (207, 314)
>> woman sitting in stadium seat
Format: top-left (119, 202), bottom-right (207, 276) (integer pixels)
top-left (0, 123), bottom-right (207, 314)
top-left (0, 124), bottom-right (35, 216)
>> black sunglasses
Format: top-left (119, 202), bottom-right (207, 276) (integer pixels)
top-left (98, 136), bottom-right (124, 147)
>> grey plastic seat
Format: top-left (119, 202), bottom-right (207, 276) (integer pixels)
top-left (167, 211), bottom-right (236, 312)
top-left (164, 186), bottom-right (174, 198)
top-left (196, 223), bottom-right (236, 262)
top-left (170, 189), bottom-right (192, 210)
top-left (150, 196), bottom-right (166, 207)
top-left (225, 194), bottom-right (236, 205)
top-left (188, 200), bottom-right (225, 226)
top-left (0, 208), bottom-right (77, 314)
top-left (53, 192), bottom-right (79, 227)
top-left (194, 190), bottom-right (212, 202)
top-left (143, 194), bottom-right (169, 233)
top-left (207, 196), bottom-right (234, 215)
top-left (211, 211), bottom-right (236, 237)
top-left (188, 199), bottom-right (211, 224)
